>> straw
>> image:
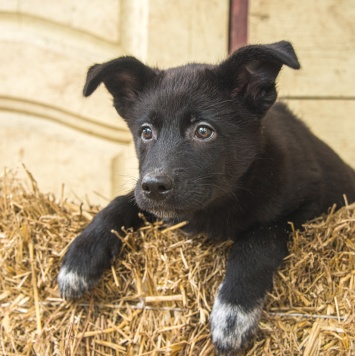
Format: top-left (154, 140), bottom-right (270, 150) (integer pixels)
top-left (0, 167), bottom-right (354, 355)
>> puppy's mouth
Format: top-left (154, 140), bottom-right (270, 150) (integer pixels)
top-left (137, 199), bottom-right (192, 220)
top-left (148, 208), bottom-right (184, 220)
top-left (135, 188), bottom-right (206, 220)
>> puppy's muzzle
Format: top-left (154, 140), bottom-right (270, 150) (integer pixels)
top-left (141, 174), bottom-right (173, 201)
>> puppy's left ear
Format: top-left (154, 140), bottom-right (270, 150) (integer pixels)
top-left (83, 56), bottom-right (158, 119)
top-left (217, 41), bottom-right (300, 117)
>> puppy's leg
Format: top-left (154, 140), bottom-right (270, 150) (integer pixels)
top-left (210, 224), bottom-right (290, 354)
top-left (58, 192), bottom-right (144, 300)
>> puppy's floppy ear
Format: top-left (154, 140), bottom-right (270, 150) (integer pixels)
top-left (217, 41), bottom-right (300, 117)
top-left (83, 56), bottom-right (157, 119)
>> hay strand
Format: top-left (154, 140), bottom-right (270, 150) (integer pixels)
top-left (28, 240), bottom-right (42, 335)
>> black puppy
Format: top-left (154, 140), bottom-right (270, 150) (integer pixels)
top-left (58, 41), bottom-right (355, 354)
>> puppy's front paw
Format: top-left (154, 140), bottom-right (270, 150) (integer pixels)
top-left (58, 242), bottom-right (108, 300)
top-left (58, 265), bottom-right (93, 300)
top-left (58, 226), bottom-right (121, 300)
top-left (210, 293), bottom-right (262, 355)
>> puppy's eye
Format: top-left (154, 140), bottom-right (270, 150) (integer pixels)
top-left (195, 125), bottom-right (214, 140)
top-left (141, 126), bottom-right (153, 140)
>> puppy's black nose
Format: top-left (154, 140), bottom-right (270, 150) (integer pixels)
top-left (141, 174), bottom-right (173, 200)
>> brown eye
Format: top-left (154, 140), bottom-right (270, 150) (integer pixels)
top-left (195, 125), bottom-right (214, 140)
top-left (141, 126), bottom-right (153, 140)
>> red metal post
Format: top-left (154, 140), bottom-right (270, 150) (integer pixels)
top-left (229, 0), bottom-right (249, 53)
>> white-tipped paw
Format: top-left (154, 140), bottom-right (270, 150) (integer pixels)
top-left (58, 266), bottom-right (91, 300)
top-left (210, 294), bottom-right (262, 355)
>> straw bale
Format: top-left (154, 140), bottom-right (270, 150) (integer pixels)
top-left (0, 167), bottom-right (354, 355)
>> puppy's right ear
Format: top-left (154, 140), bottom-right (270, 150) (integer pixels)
top-left (83, 56), bottom-right (157, 119)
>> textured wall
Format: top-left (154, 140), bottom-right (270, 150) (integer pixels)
top-left (0, 0), bottom-right (229, 203)
top-left (249, 0), bottom-right (355, 168)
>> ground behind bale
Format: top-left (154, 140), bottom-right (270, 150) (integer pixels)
top-left (0, 168), bottom-right (354, 355)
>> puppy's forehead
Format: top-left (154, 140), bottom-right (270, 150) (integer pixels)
top-left (144, 64), bottom-right (217, 113)
top-left (136, 63), bottom-right (220, 122)
top-left (160, 63), bottom-right (214, 89)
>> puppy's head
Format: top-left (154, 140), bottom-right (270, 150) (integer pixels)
top-left (84, 41), bottom-right (300, 219)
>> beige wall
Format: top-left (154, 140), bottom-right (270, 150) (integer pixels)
top-left (3, 0), bottom-right (353, 204)
top-left (249, 0), bottom-right (355, 167)
top-left (0, 0), bottom-right (229, 203)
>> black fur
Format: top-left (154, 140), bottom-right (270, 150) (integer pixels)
top-left (58, 41), bottom-right (355, 354)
